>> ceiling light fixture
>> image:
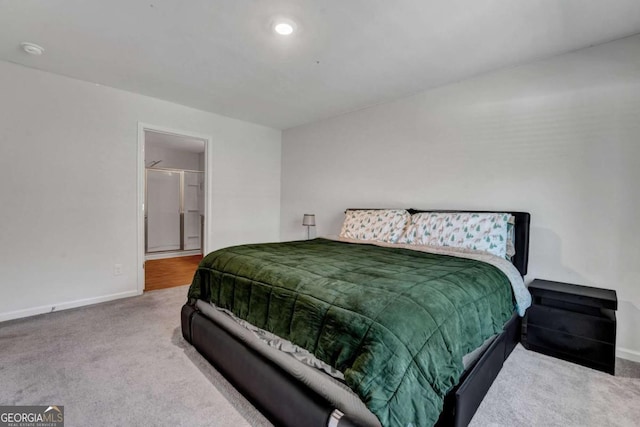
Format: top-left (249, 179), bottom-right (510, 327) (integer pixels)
top-left (21, 42), bottom-right (45, 56)
top-left (273, 19), bottom-right (296, 36)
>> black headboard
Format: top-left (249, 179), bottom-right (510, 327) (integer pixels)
top-left (345, 209), bottom-right (530, 276)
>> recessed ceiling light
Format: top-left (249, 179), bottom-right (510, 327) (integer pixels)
top-left (274, 23), bottom-right (294, 35)
top-left (21, 42), bottom-right (45, 56)
top-left (273, 19), bottom-right (296, 36)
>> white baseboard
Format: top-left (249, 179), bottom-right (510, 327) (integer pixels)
top-left (0, 290), bottom-right (141, 323)
top-left (617, 347), bottom-right (640, 363)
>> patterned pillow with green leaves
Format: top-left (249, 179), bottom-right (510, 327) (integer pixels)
top-left (339, 209), bottom-right (410, 243)
top-left (506, 216), bottom-right (516, 259)
top-left (399, 212), bottom-right (510, 258)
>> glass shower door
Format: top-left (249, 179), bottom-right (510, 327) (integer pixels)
top-left (183, 171), bottom-right (204, 251)
top-left (146, 170), bottom-right (182, 252)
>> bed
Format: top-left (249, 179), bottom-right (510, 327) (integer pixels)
top-left (181, 209), bottom-right (531, 427)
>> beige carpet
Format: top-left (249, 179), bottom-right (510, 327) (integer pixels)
top-left (0, 286), bottom-right (270, 427)
top-left (1, 285), bottom-right (638, 426)
top-left (470, 345), bottom-right (640, 426)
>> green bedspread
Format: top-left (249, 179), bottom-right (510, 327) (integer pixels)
top-left (188, 238), bottom-right (514, 426)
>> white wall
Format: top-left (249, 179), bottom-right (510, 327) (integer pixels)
top-left (0, 60), bottom-right (281, 321)
top-left (281, 36), bottom-right (640, 360)
top-left (145, 144), bottom-right (202, 171)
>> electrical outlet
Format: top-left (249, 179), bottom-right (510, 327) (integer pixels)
top-left (114, 264), bottom-right (123, 276)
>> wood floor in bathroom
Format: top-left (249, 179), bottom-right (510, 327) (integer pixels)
top-left (145, 254), bottom-right (203, 291)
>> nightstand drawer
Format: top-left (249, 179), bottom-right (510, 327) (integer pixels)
top-left (526, 305), bottom-right (615, 344)
top-left (526, 324), bottom-right (615, 368)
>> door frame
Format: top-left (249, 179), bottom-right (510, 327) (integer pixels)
top-left (137, 122), bottom-right (212, 294)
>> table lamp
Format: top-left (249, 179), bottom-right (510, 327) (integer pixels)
top-left (302, 214), bottom-right (316, 240)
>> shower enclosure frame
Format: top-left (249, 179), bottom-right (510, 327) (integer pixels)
top-left (144, 167), bottom-right (204, 255)
top-left (137, 122), bottom-right (212, 294)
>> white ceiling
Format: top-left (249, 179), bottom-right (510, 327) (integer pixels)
top-left (1, 1), bottom-right (639, 130)
top-left (145, 131), bottom-right (205, 153)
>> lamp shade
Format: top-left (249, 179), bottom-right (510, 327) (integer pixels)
top-left (302, 214), bottom-right (316, 226)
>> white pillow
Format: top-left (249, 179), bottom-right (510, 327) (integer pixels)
top-left (399, 212), bottom-right (510, 258)
top-left (339, 209), bottom-right (410, 243)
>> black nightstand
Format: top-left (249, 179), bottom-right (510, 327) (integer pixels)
top-left (522, 279), bottom-right (617, 375)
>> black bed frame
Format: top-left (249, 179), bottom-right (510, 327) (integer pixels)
top-left (181, 210), bottom-right (530, 427)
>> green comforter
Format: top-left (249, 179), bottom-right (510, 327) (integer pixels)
top-left (188, 239), bottom-right (514, 426)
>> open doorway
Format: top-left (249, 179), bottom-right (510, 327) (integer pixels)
top-left (137, 124), bottom-right (211, 293)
